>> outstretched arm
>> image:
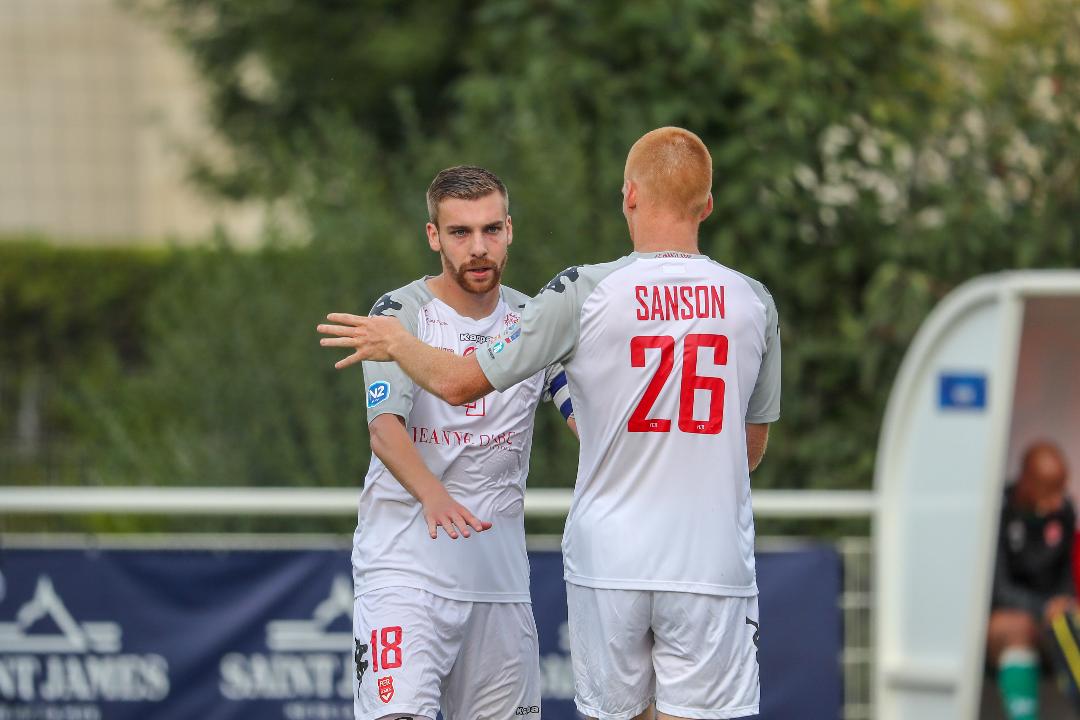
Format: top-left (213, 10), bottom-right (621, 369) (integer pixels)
top-left (318, 313), bottom-right (493, 405)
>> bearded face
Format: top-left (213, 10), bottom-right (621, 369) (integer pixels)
top-left (442, 250), bottom-right (507, 294)
top-left (426, 192), bottom-right (512, 297)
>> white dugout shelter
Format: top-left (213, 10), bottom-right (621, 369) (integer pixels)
top-left (875, 270), bottom-right (1080, 719)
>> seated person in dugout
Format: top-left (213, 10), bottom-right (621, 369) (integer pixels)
top-left (988, 441), bottom-right (1076, 720)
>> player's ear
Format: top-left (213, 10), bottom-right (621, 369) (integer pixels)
top-left (426, 222), bottom-right (441, 252)
top-left (700, 193), bottom-right (714, 221)
top-left (623, 180), bottom-right (637, 211)
top-left (505, 215), bottom-right (513, 246)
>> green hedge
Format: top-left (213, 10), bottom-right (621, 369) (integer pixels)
top-left (0, 239), bottom-right (173, 481)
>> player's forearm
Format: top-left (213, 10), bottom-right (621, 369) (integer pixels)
top-left (386, 328), bottom-right (492, 405)
top-left (746, 423), bottom-right (769, 471)
top-left (369, 416), bottom-right (449, 505)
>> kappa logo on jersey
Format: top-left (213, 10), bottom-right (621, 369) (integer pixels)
top-left (541, 266), bottom-right (580, 294)
top-left (355, 639), bottom-right (369, 686)
top-left (378, 675), bottom-right (394, 703)
top-left (367, 381), bottom-right (391, 408)
top-left (746, 617), bottom-right (761, 662)
top-left (371, 294), bottom-right (403, 317)
top-left (459, 332), bottom-right (495, 344)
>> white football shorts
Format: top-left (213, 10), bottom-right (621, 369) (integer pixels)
top-left (352, 586), bottom-right (541, 720)
top-left (566, 584), bottom-right (760, 720)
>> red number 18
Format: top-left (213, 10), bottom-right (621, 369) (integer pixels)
top-left (369, 626), bottom-right (403, 672)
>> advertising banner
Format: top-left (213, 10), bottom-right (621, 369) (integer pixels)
top-left (0, 544), bottom-right (840, 719)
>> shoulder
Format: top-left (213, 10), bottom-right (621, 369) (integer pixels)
top-left (499, 284), bottom-right (531, 310)
top-left (706, 258), bottom-right (774, 301)
top-left (702, 258), bottom-right (778, 320)
top-left (540, 256), bottom-right (637, 298)
top-left (368, 279), bottom-right (431, 318)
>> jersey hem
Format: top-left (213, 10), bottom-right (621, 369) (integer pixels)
top-left (655, 700), bottom-right (759, 719)
top-left (365, 406), bottom-right (409, 424)
top-left (355, 703), bottom-right (437, 720)
top-left (564, 573), bottom-right (758, 597)
top-left (354, 578), bottom-right (532, 604)
top-left (575, 695), bottom-right (653, 720)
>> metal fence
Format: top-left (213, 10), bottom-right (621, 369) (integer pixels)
top-left (839, 536), bottom-right (873, 720)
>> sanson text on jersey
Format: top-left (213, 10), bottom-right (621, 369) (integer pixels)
top-left (635, 284), bottom-right (726, 321)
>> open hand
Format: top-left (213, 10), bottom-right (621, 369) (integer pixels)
top-left (421, 489), bottom-right (492, 540)
top-left (317, 313), bottom-right (404, 369)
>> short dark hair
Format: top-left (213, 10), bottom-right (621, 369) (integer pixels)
top-left (426, 166), bottom-right (508, 225)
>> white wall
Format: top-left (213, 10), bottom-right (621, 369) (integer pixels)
top-left (0, 0), bottom-right (261, 243)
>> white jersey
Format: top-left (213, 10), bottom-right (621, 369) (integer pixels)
top-left (477, 252), bottom-right (781, 596)
top-left (353, 279), bottom-right (570, 603)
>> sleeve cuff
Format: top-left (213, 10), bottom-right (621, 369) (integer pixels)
top-left (476, 347), bottom-right (516, 392)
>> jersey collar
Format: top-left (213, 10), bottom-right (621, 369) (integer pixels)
top-left (631, 251), bottom-right (707, 260)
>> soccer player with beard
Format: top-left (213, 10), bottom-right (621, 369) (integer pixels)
top-left (339, 166), bottom-right (574, 720)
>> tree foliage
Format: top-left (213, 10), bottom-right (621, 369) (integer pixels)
top-left (81, 0), bottom-right (1080, 497)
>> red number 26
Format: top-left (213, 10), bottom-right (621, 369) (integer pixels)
top-left (628, 334), bottom-right (727, 435)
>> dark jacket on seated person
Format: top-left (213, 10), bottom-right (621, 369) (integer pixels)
top-left (992, 485), bottom-right (1076, 617)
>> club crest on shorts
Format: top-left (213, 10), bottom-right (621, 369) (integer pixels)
top-left (378, 675), bottom-right (394, 703)
top-left (367, 381), bottom-right (390, 408)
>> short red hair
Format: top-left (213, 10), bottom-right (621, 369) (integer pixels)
top-left (624, 127), bottom-right (712, 218)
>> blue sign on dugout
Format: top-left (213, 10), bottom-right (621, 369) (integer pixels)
top-left (939, 372), bottom-right (988, 410)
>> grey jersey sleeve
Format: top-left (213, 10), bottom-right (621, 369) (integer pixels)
top-left (499, 286), bottom-right (574, 418)
top-left (745, 284), bottom-right (781, 424)
top-left (477, 267), bottom-right (584, 392)
top-left (362, 285), bottom-right (425, 423)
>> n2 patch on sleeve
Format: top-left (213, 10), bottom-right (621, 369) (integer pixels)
top-left (367, 381), bottom-right (391, 408)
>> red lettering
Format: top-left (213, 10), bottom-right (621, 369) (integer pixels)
top-left (679, 286), bottom-right (694, 319)
top-left (664, 286), bottom-right (679, 320)
top-left (712, 286), bottom-right (725, 318)
top-left (695, 286), bottom-right (710, 318)
top-left (635, 286), bottom-right (649, 320)
top-left (637, 284), bottom-right (726, 321)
